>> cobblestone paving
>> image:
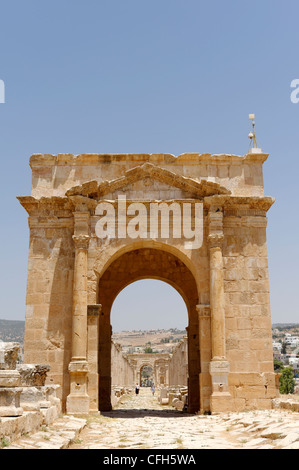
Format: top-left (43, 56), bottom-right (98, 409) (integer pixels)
top-left (68, 388), bottom-right (299, 450)
top-left (5, 388), bottom-right (299, 449)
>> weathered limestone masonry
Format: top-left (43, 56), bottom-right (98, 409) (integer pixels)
top-left (126, 353), bottom-right (171, 387)
top-left (0, 341), bottom-right (61, 442)
top-left (111, 341), bottom-right (135, 394)
top-left (18, 151), bottom-right (275, 414)
top-left (110, 341), bottom-right (134, 407)
top-left (169, 337), bottom-right (188, 387)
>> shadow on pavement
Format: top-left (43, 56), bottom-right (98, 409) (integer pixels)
top-left (101, 409), bottom-right (195, 419)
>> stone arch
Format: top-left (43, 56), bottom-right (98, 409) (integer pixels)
top-left (93, 239), bottom-right (202, 293)
top-left (139, 363), bottom-right (154, 386)
top-left (96, 245), bottom-right (200, 412)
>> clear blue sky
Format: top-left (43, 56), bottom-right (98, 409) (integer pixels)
top-left (0, 0), bottom-right (298, 328)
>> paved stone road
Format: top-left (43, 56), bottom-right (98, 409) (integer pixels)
top-left (6, 388), bottom-right (299, 449)
top-left (68, 388), bottom-right (299, 450)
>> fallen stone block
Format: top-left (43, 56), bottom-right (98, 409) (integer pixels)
top-left (174, 400), bottom-right (184, 411)
top-left (17, 364), bottom-right (50, 387)
top-left (0, 388), bottom-right (23, 417)
top-left (0, 370), bottom-right (21, 387)
top-left (0, 342), bottom-right (20, 370)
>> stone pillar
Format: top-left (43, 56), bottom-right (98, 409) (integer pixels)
top-left (165, 364), bottom-right (169, 387)
top-left (87, 304), bottom-right (101, 411)
top-left (66, 212), bottom-right (90, 414)
top-left (197, 304), bottom-right (212, 413)
top-left (137, 370), bottom-right (141, 386)
top-left (208, 208), bottom-right (232, 413)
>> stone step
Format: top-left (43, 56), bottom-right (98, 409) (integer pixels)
top-left (4, 415), bottom-right (86, 449)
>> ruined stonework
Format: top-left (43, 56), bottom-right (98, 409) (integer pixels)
top-left (126, 353), bottom-right (171, 387)
top-left (111, 341), bottom-right (135, 389)
top-left (169, 337), bottom-right (188, 387)
top-left (0, 341), bottom-right (61, 420)
top-left (18, 151), bottom-right (275, 414)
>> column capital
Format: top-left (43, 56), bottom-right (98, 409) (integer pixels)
top-left (72, 234), bottom-right (90, 249)
top-left (87, 304), bottom-right (102, 317)
top-left (208, 233), bottom-right (224, 248)
top-left (196, 304), bottom-right (211, 318)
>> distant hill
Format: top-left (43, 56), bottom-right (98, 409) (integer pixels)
top-left (0, 319), bottom-right (298, 350)
top-left (0, 319), bottom-right (25, 344)
top-left (272, 323), bottom-right (299, 329)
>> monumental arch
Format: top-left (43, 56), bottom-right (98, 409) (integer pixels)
top-left (125, 353), bottom-right (172, 387)
top-left (18, 151), bottom-right (276, 414)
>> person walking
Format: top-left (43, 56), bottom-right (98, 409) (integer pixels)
top-left (135, 383), bottom-right (140, 395)
top-left (151, 383), bottom-right (155, 396)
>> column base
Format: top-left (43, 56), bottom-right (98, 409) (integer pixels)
top-left (210, 392), bottom-right (233, 414)
top-left (66, 394), bottom-right (90, 415)
top-left (66, 360), bottom-right (90, 415)
top-left (209, 359), bottom-right (233, 414)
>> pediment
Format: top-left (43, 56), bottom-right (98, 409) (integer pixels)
top-left (65, 162), bottom-right (231, 199)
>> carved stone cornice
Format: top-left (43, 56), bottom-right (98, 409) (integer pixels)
top-left (204, 195), bottom-right (275, 213)
top-left (29, 152), bottom-right (269, 168)
top-left (72, 234), bottom-right (90, 250)
top-left (69, 195), bottom-right (98, 212)
top-left (17, 196), bottom-right (72, 216)
top-left (65, 162), bottom-right (231, 199)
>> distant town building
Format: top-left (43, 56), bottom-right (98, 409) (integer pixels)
top-left (285, 336), bottom-right (299, 346)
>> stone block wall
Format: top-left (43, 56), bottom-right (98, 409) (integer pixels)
top-left (223, 212), bottom-right (276, 409)
top-left (111, 341), bottom-right (135, 388)
top-left (23, 220), bottom-right (74, 402)
top-left (18, 152), bottom-right (275, 414)
top-left (168, 337), bottom-right (188, 387)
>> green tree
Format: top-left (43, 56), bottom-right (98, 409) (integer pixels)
top-left (144, 346), bottom-right (153, 353)
top-left (279, 366), bottom-right (295, 394)
top-left (274, 358), bottom-right (284, 372)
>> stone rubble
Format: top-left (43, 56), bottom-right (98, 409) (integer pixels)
top-left (0, 341), bottom-right (61, 443)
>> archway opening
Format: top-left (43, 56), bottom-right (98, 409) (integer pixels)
top-left (111, 278), bottom-right (188, 332)
top-left (110, 279), bottom-right (188, 406)
top-left (97, 247), bottom-right (200, 413)
top-left (140, 365), bottom-right (154, 387)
